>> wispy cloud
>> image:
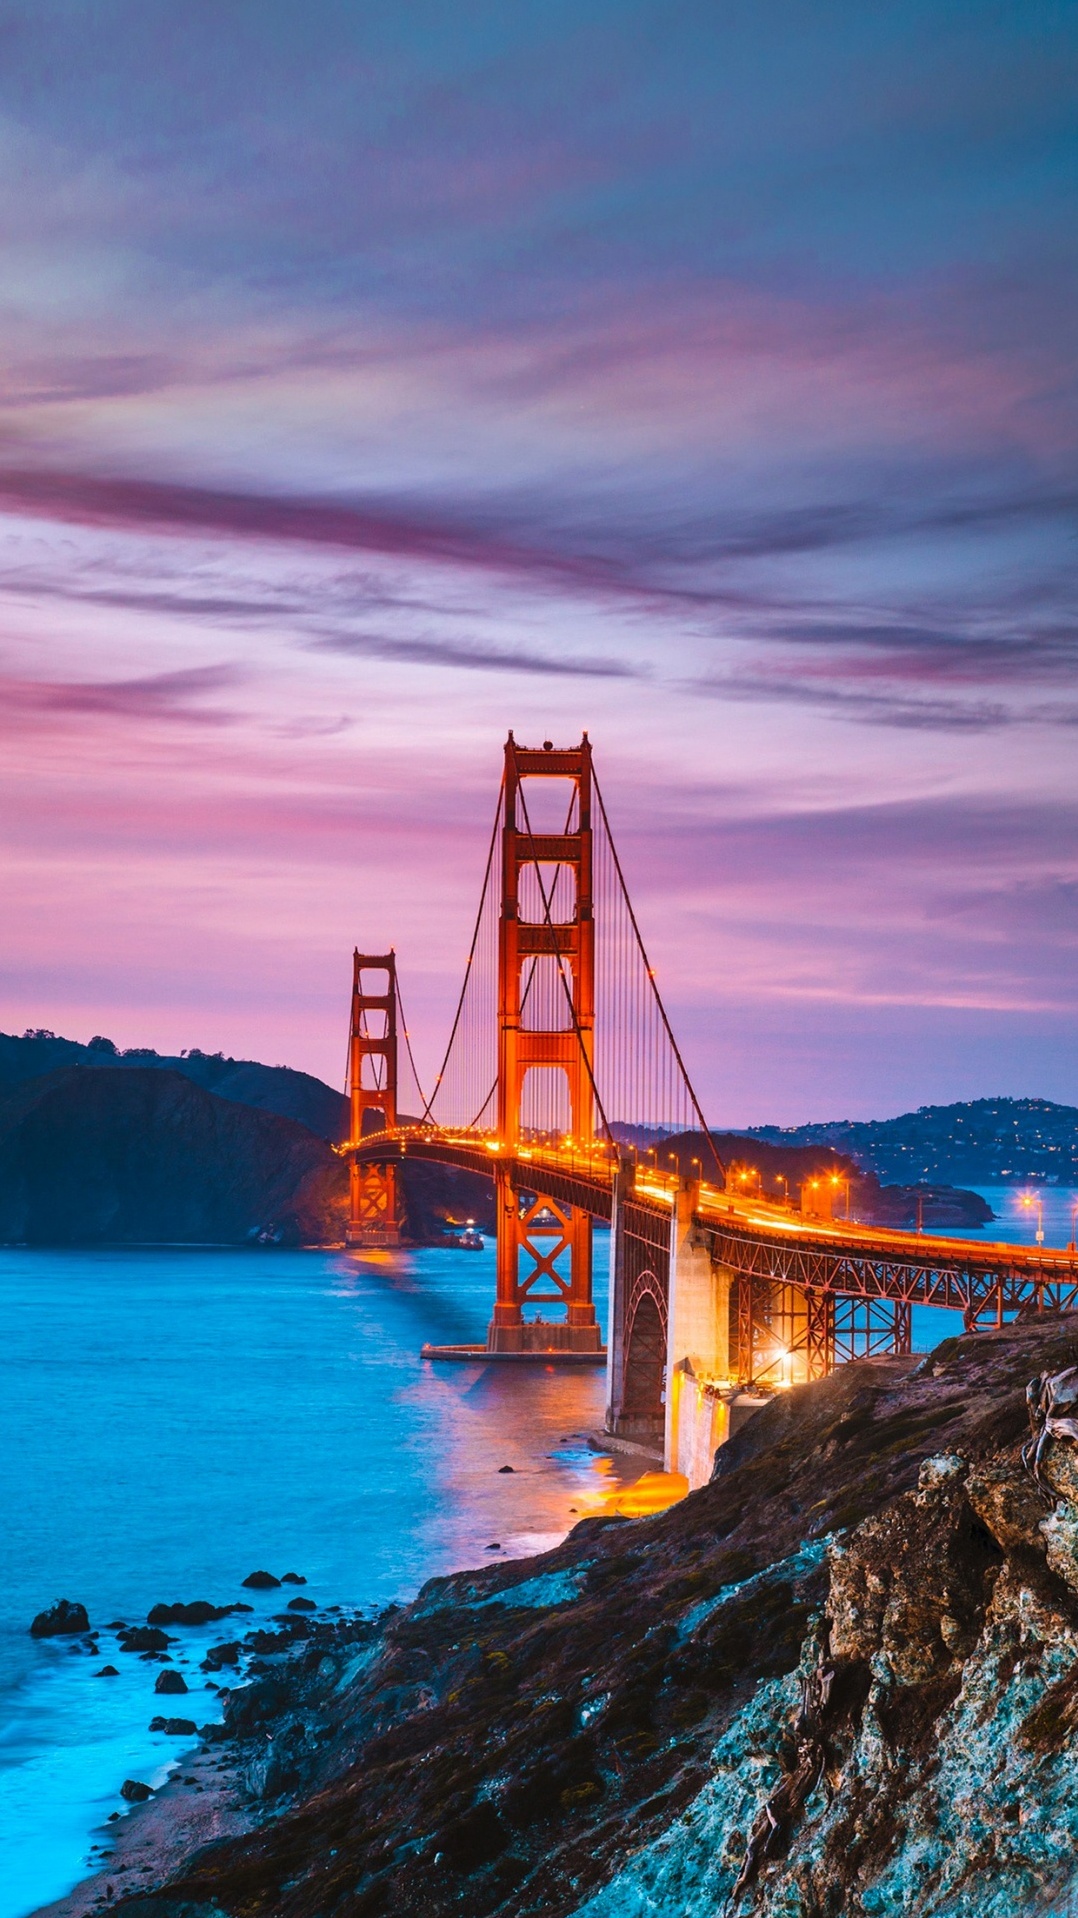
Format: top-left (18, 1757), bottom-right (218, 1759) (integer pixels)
top-left (0, 664), bottom-right (244, 727)
top-left (310, 630), bottom-right (641, 678)
top-left (694, 673), bottom-right (1015, 731)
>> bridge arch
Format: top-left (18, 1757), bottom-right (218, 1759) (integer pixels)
top-left (621, 1278), bottom-right (667, 1438)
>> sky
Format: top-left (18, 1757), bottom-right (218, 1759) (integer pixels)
top-left (1, 0), bottom-right (1076, 1125)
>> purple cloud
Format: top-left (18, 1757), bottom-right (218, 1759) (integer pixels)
top-left (1, 664), bottom-right (245, 727)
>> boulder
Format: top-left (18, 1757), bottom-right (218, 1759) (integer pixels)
top-left (95, 1664), bottom-right (119, 1677)
top-left (148, 1600), bottom-right (236, 1626)
top-left (155, 1668), bottom-right (189, 1694)
top-left (280, 1572), bottom-right (307, 1585)
top-left (287, 1596), bottom-right (317, 1612)
top-left (120, 1779), bottom-right (154, 1803)
top-left (119, 1627), bottom-right (171, 1652)
top-left (242, 1570), bottom-right (280, 1590)
top-left (201, 1641), bottom-right (241, 1671)
top-left (30, 1598), bottom-right (90, 1637)
top-left (149, 1716), bottom-right (167, 1731)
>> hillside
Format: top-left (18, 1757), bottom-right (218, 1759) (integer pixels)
top-left (659, 1130), bottom-right (993, 1229)
top-left (0, 1064), bottom-right (494, 1246)
top-left (0, 1067), bottom-right (348, 1245)
top-left (89, 1312), bottom-right (1078, 1917)
top-left (749, 1096), bottom-right (1078, 1187)
top-left (1, 1030), bottom-right (348, 1142)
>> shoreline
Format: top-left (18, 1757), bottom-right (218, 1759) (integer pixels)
top-left (22, 1317), bottom-right (1078, 1917)
top-left (30, 1742), bottom-right (252, 1918)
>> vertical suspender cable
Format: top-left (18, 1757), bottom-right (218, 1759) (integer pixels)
top-left (418, 776), bottom-right (504, 1126)
top-left (592, 765), bottom-right (725, 1184)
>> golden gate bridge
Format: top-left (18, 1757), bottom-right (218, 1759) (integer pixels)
top-left (341, 734), bottom-right (1078, 1487)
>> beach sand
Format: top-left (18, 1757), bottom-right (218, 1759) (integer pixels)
top-left (31, 1740), bottom-right (252, 1918)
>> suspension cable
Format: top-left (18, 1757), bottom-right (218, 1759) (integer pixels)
top-left (418, 775), bottom-right (504, 1125)
top-left (592, 763), bottom-right (725, 1183)
top-left (393, 964), bottom-right (431, 1118)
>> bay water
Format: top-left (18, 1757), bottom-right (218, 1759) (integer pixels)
top-left (2, 1188), bottom-right (1075, 1916)
top-left (0, 1237), bottom-right (628, 1918)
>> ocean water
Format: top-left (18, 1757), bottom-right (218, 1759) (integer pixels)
top-left (0, 1237), bottom-right (627, 1918)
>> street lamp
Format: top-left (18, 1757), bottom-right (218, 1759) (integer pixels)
top-left (1020, 1191), bottom-right (1045, 1247)
top-left (1069, 1198), bottom-right (1078, 1255)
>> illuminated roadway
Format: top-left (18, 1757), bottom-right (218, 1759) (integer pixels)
top-left (349, 1127), bottom-right (1078, 1321)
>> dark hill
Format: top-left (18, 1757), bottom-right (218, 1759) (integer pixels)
top-left (0, 1066), bottom-right (494, 1246)
top-left (0, 1067), bottom-right (347, 1245)
top-left (0, 1030), bottom-right (348, 1142)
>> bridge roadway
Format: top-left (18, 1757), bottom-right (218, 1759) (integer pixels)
top-left (351, 1126), bottom-right (1078, 1319)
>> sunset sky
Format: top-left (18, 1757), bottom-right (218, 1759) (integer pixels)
top-left (1, 0), bottom-right (1076, 1123)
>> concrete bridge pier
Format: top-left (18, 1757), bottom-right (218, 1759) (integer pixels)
top-left (663, 1179), bottom-right (736, 1484)
top-left (604, 1149), bottom-right (633, 1432)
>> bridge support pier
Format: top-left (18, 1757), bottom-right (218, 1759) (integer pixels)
top-left (664, 1179), bottom-right (733, 1478)
top-left (346, 950), bottom-right (403, 1249)
top-left (486, 1170), bottom-right (601, 1353)
top-left (605, 1151), bottom-right (633, 1425)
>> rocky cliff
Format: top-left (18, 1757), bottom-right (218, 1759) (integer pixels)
top-left (106, 1314), bottom-right (1078, 1917)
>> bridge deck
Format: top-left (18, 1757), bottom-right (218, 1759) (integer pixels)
top-left (345, 1128), bottom-right (1078, 1314)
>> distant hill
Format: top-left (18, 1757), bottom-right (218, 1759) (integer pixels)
top-left (0, 1040), bottom-right (493, 1246)
top-left (657, 1131), bottom-right (992, 1230)
top-left (747, 1097), bottom-right (1078, 1186)
top-left (0, 1067), bottom-right (348, 1245)
top-left (0, 1029), bottom-right (348, 1142)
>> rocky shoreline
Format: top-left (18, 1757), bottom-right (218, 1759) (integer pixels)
top-left (29, 1311), bottom-right (1078, 1917)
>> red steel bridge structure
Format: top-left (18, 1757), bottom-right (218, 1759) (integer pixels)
top-left (343, 735), bottom-right (1078, 1463)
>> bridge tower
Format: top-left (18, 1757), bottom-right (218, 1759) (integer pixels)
top-left (346, 950), bottom-right (403, 1248)
top-left (487, 735), bottom-right (602, 1353)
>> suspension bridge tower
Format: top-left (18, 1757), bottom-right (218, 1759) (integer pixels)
top-left (488, 735), bottom-right (602, 1353)
top-left (346, 949), bottom-right (403, 1247)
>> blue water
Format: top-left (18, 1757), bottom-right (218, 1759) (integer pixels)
top-left (0, 1239), bottom-right (626, 1918)
top-left (909, 1184), bottom-right (1078, 1349)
